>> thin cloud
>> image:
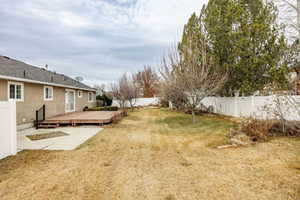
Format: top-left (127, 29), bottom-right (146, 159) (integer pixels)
top-left (0, 0), bottom-right (206, 86)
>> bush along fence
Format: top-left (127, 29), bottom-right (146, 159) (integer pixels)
top-left (83, 106), bottom-right (119, 111)
top-left (198, 96), bottom-right (300, 121)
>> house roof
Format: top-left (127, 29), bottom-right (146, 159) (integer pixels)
top-left (0, 56), bottom-right (95, 91)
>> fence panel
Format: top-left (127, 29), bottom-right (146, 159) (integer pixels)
top-left (201, 95), bottom-right (300, 120)
top-left (236, 97), bottom-right (253, 117)
top-left (112, 97), bottom-right (159, 108)
top-left (0, 101), bottom-right (17, 160)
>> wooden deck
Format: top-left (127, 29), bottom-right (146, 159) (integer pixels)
top-left (38, 111), bottom-right (126, 128)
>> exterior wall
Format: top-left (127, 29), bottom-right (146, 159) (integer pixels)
top-left (0, 79), bottom-right (7, 101)
top-left (0, 78), bottom-right (96, 124)
top-left (16, 82), bottom-right (65, 124)
top-left (75, 90), bottom-right (96, 112)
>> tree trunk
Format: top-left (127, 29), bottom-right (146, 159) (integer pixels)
top-left (130, 101), bottom-right (134, 111)
top-left (192, 110), bottom-right (196, 124)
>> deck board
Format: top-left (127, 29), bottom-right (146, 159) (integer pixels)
top-left (40, 111), bottom-right (125, 126)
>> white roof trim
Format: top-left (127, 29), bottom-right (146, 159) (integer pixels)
top-left (0, 75), bottom-right (96, 92)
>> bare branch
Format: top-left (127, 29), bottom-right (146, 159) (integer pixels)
top-left (160, 38), bottom-right (227, 123)
top-left (111, 73), bottom-right (139, 110)
top-left (133, 66), bottom-right (159, 98)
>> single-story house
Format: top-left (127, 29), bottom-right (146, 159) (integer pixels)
top-left (0, 56), bottom-right (97, 126)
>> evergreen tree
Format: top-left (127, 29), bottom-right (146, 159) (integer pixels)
top-left (178, 11), bottom-right (204, 57)
top-left (204, 0), bottom-right (289, 96)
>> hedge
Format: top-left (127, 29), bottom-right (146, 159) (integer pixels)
top-left (83, 106), bottom-right (119, 111)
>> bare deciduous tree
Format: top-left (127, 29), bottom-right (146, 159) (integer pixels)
top-left (161, 41), bottom-right (227, 123)
top-left (133, 66), bottom-right (159, 98)
top-left (159, 48), bottom-right (189, 110)
top-left (277, 0), bottom-right (300, 40)
top-left (263, 94), bottom-right (300, 135)
top-left (159, 80), bottom-right (189, 111)
top-left (120, 73), bottom-right (139, 111)
top-left (110, 82), bottom-right (126, 108)
top-left (111, 73), bottom-right (139, 111)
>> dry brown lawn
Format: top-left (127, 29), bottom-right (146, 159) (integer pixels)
top-left (0, 108), bottom-right (299, 200)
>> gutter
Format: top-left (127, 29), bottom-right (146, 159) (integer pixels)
top-left (0, 75), bottom-right (96, 92)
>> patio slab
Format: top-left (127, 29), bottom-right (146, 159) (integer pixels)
top-left (17, 127), bottom-right (103, 151)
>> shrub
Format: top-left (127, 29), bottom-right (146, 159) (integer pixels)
top-left (96, 100), bottom-right (105, 107)
top-left (96, 94), bottom-right (113, 106)
top-left (84, 106), bottom-right (119, 111)
top-left (270, 121), bottom-right (300, 137)
top-left (185, 103), bottom-right (212, 115)
top-left (83, 106), bottom-right (89, 111)
top-left (239, 118), bottom-right (273, 142)
top-left (234, 118), bottom-right (300, 144)
top-left (159, 99), bottom-right (169, 108)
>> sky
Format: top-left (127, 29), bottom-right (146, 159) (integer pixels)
top-left (0, 0), bottom-right (206, 87)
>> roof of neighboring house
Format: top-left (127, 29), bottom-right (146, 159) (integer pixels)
top-left (0, 56), bottom-right (95, 91)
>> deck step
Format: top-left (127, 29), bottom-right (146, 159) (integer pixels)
top-left (38, 124), bottom-right (58, 129)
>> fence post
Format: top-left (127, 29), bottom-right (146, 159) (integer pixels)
top-left (35, 110), bottom-right (39, 130)
top-left (169, 101), bottom-right (173, 109)
top-left (43, 105), bottom-right (46, 121)
top-left (10, 101), bottom-right (16, 156)
top-left (251, 95), bottom-right (255, 116)
top-left (234, 96), bottom-right (238, 117)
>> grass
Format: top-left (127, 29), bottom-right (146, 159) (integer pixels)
top-left (155, 110), bottom-right (236, 147)
top-left (156, 113), bottom-right (235, 130)
top-left (0, 108), bottom-right (299, 200)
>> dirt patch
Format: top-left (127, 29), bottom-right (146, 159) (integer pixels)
top-left (26, 131), bottom-right (69, 141)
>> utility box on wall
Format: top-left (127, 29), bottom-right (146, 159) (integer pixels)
top-left (0, 101), bottom-right (17, 159)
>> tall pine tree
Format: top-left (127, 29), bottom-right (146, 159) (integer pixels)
top-left (204, 0), bottom-right (289, 96)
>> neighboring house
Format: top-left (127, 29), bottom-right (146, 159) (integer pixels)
top-left (0, 56), bottom-right (96, 125)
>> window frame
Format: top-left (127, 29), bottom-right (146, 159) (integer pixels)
top-left (8, 81), bottom-right (24, 102)
top-left (88, 92), bottom-right (94, 102)
top-left (44, 86), bottom-right (54, 101)
top-left (78, 90), bottom-right (82, 98)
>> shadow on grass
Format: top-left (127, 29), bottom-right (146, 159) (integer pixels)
top-left (155, 115), bottom-right (236, 130)
top-left (154, 113), bottom-right (237, 148)
top-left (126, 115), bottom-right (140, 121)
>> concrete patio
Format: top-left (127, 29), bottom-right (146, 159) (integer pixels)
top-left (17, 127), bottom-right (103, 151)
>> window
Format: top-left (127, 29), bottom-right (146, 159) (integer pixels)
top-left (44, 86), bottom-right (53, 101)
top-left (88, 92), bottom-right (94, 102)
top-left (78, 90), bottom-right (82, 98)
top-left (8, 82), bottom-right (23, 101)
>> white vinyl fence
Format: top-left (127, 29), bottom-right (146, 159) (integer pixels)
top-left (201, 96), bottom-right (300, 121)
top-left (112, 97), bottom-right (160, 108)
top-left (113, 96), bottom-right (300, 120)
top-left (0, 101), bottom-right (17, 160)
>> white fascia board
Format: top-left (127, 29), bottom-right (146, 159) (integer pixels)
top-left (0, 75), bottom-right (96, 92)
